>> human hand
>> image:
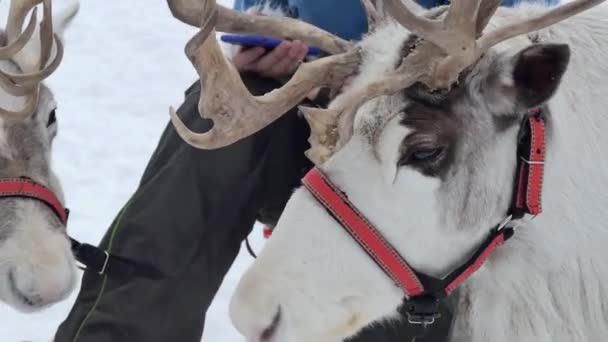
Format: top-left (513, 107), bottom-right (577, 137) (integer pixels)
top-left (232, 39), bottom-right (309, 79)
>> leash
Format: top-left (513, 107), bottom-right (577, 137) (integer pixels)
top-left (245, 237), bottom-right (258, 258)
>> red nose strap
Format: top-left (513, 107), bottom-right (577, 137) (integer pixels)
top-left (0, 178), bottom-right (68, 225)
top-left (302, 169), bottom-right (425, 296)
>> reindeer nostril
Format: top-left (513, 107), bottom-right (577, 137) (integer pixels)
top-left (8, 268), bottom-right (40, 307)
top-left (260, 307), bottom-right (282, 341)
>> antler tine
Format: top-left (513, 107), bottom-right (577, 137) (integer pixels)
top-left (168, 0), bottom-right (352, 55)
top-left (386, 0), bottom-right (485, 54)
top-left (5, 0), bottom-right (43, 43)
top-left (383, 0), bottom-right (445, 49)
top-left (476, 0), bottom-right (502, 35)
top-left (0, 83), bottom-right (38, 116)
top-left (443, 0), bottom-right (483, 40)
top-left (167, 0), bottom-right (361, 149)
top-left (300, 106), bottom-right (341, 165)
top-left (0, 71), bottom-right (36, 96)
top-left (480, 0), bottom-right (605, 51)
top-left (0, 7), bottom-right (37, 59)
top-left (38, 0), bottom-right (53, 69)
top-left (361, 0), bottom-right (383, 29)
top-left (216, 6), bottom-right (352, 55)
top-left (1, 36), bottom-right (63, 85)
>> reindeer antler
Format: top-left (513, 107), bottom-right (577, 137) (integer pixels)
top-left (362, 0), bottom-right (385, 29)
top-left (0, 0), bottom-right (64, 118)
top-left (369, 0), bottom-right (605, 90)
top-left (167, 0), bottom-right (604, 164)
top-left (299, 0), bottom-right (605, 164)
top-left (168, 1), bottom-right (353, 55)
top-left (166, 0), bottom-right (361, 149)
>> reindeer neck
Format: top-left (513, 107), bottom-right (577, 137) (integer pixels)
top-left (452, 8), bottom-right (608, 341)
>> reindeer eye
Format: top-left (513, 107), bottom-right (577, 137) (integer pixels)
top-left (399, 147), bottom-right (444, 166)
top-left (413, 148), bottom-right (442, 161)
top-left (47, 109), bottom-right (57, 127)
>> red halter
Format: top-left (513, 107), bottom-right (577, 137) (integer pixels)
top-left (296, 110), bottom-right (547, 326)
top-left (0, 178), bottom-right (69, 225)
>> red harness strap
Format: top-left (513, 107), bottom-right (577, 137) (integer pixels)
top-left (513, 111), bottom-right (546, 216)
top-left (0, 178), bottom-right (68, 225)
top-left (301, 167), bottom-right (517, 325)
top-left (302, 169), bottom-right (425, 296)
top-left (302, 168), bottom-right (515, 298)
top-left (442, 227), bottom-right (512, 296)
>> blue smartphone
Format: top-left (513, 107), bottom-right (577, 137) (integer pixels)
top-left (220, 34), bottom-right (322, 56)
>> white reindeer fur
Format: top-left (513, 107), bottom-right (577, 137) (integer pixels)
top-left (229, 3), bottom-right (608, 342)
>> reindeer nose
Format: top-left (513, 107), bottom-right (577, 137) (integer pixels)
top-left (8, 249), bottom-right (75, 311)
top-left (260, 307), bottom-right (282, 342)
top-left (8, 269), bottom-right (44, 307)
top-left (229, 273), bottom-right (288, 342)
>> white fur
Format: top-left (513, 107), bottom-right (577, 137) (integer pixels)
top-left (0, 200), bottom-right (76, 312)
top-left (0, 1), bottom-right (79, 312)
top-left (230, 3), bottom-right (608, 342)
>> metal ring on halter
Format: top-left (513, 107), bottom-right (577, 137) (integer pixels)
top-left (99, 250), bottom-right (110, 275)
top-left (519, 156), bottom-right (545, 165)
top-left (496, 214), bottom-right (514, 232)
top-left (407, 314), bottom-right (436, 326)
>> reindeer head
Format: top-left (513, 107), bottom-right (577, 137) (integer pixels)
top-left (168, 0), bottom-right (602, 340)
top-left (0, 0), bottom-right (78, 312)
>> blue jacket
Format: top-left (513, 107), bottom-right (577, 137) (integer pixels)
top-left (233, 0), bottom-right (559, 41)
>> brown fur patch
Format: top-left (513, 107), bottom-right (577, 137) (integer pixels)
top-left (399, 101), bottom-right (462, 179)
top-left (493, 114), bottom-right (520, 133)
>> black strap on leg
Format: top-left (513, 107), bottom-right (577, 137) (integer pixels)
top-left (70, 238), bottom-right (164, 279)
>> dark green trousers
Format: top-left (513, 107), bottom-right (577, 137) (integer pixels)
top-left (54, 74), bottom-right (452, 342)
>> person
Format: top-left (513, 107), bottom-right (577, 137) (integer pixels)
top-left (54, 0), bottom-right (558, 341)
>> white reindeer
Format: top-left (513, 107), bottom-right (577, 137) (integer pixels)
top-left (168, 0), bottom-right (608, 341)
top-left (0, 0), bottom-right (79, 312)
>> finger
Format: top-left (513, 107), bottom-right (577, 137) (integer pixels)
top-left (269, 43), bottom-right (303, 76)
top-left (254, 41), bottom-right (292, 72)
top-left (272, 40), bottom-right (308, 75)
top-left (232, 47), bottom-right (267, 70)
top-left (292, 40), bottom-right (309, 63)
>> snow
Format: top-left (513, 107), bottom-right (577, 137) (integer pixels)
top-left (0, 0), bottom-right (262, 341)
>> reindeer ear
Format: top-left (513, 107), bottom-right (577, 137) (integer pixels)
top-left (54, 0), bottom-right (80, 43)
top-left (512, 44), bottom-right (570, 108)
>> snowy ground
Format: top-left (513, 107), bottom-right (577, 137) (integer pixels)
top-left (0, 0), bottom-right (261, 341)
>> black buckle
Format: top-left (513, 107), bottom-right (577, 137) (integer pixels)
top-left (402, 295), bottom-right (441, 326)
top-left (70, 239), bottom-right (111, 275)
top-left (70, 237), bottom-right (165, 279)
